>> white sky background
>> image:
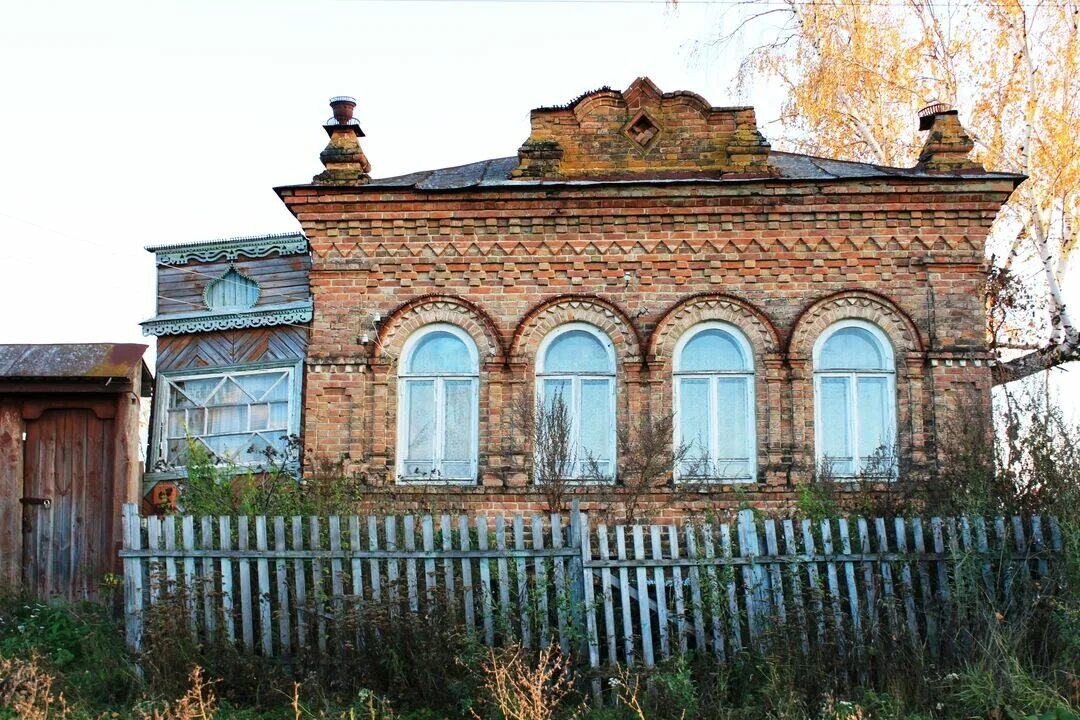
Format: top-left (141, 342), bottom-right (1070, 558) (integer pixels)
top-left (0, 0), bottom-right (1074, 419)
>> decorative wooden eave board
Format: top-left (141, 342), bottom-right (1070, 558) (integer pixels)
top-left (140, 299), bottom-right (313, 336)
top-left (146, 232), bottom-right (308, 265)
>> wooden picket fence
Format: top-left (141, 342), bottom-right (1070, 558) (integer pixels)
top-left (120, 504), bottom-right (1063, 675)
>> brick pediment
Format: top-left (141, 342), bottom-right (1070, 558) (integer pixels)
top-left (512, 77), bottom-right (773, 180)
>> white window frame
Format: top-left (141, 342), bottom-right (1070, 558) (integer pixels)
top-left (813, 319), bottom-right (898, 478)
top-left (672, 321), bottom-right (757, 483)
top-left (154, 360), bottom-right (302, 472)
top-left (535, 322), bottom-right (617, 482)
top-left (396, 323), bottom-right (480, 484)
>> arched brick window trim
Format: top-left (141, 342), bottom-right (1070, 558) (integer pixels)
top-left (787, 291), bottom-right (925, 363)
top-left (377, 295), bottom-right (505, 365)
top-left (511, 295), bottom-right (644, 366)
top-left (649, 293), bottom-right (781, 369)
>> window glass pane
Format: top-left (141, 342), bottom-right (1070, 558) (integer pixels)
top-left (166, 439), bottom-right (189, 463)
top-left (207, 405), bottom-right (247, 434)
top-left (819, 327), bottom-right (887, 370)
top-left (170, 377), bottom-right (219, 408)
top-left (269, 402), bottom-right (289, 429)
top-left (236, 372), bottom-right (287, 401)
top-left (202, 435), bottom-right (249, 463)
top-left (679, 329), bottom-right (748, 372)
top-left (716, 377), bottom-right (750, 464)
top-left (250, 404), bottom-right (270, 431)
top-left (543, 330), bottom-right (612, 374)
top-left (441, 461), bottom-right (473, 479)
top-left (443, 380), bottom-right (474, 463)
top-left (543, 379), bottom-right (571, 414)
top-left (819, 376), bottom-right (853, 474)
top-left (210, 378), bottom-right (249, 405)
top-left (678, 378), bottom-right (711, 473)
top-left (167, 410), bottom-right (188, 438)
top-left (857, 377), bottom-right (891, 468)
top-left (715, 460), bottom-right (751, 478)
top-left (245, 431), bottom-right (289, 463)
top-left (580, 379), bottom-right (612, 466)
top-left (404, 380), bottom-right (435, 473)
top-left (409, 331), bottom-right (473, 374)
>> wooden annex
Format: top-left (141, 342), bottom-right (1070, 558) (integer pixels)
top-left (0, 343), bottom-right (151, 600)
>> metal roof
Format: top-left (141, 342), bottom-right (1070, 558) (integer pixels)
top-left (344, 152), bottom-right (1023, 193)
top-left (0, 343), bottom-right (149, 381)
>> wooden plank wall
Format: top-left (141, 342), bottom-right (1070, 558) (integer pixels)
top-left (0, 400), bottom-right (23, 585)
top-left (156, 254), bottom-right (311, 317)
top-left (156, 327), bottom-right (308, 373)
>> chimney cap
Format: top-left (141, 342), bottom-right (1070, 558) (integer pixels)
top-left (918, 102), bottom-right (953, 130)
top-left (330, 95), bottom-right (357, 106)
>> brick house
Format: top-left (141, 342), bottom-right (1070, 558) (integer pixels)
top-left (147, 78), bottom-right (1022, 518)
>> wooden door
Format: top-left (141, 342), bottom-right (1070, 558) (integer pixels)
top-left (22, 407), bottom-right (116, 601)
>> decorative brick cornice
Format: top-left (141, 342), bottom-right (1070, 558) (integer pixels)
top-left (377, 296), bottom-right (503, 363)
top-left (510, 296), bottom-right (642, 364)
top-left (787, 291), bottom-right (924, 360)
top-left (649, 294), bottom-right (781, 364)
top-left (141, 300), bottom-right (313, 336)
top-left (146, 232), bottom-right (308, 265)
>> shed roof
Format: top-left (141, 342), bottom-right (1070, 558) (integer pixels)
top-left (0, 344), bottom-right (150, 388)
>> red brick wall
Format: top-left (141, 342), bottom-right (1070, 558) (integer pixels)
top-left (280, 177), bottom-right (1011, 517)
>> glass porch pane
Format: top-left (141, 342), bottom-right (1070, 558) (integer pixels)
top-left (207, 405), bottom-right (248, 434)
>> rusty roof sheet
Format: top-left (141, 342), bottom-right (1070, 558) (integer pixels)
top-left (0, 343), bottom-right (149, 380)
top-left (346, 151), bottom-right (1023, 192)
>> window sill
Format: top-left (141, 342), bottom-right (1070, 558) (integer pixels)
top-left (396, 477), bottom-right (478, 486)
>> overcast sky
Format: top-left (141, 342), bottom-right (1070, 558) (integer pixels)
top-left (0, 0), bottom-right (1073, 416)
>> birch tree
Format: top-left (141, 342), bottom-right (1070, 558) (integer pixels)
top-left (712, 0), bottom-right (1079, 384)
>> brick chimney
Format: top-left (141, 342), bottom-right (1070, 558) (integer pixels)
top-left (313, 96), bottom-right (372, 185)
top-left (916, 103), bottom-right (983, 174)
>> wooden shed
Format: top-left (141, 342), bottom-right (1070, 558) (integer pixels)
top-left (0, 344), bottom-right (151, 601)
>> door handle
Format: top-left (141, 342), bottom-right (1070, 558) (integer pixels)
top-left (19, 497), bottom-right (52, 507)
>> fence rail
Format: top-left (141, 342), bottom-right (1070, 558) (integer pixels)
top-left (120, 504), bottom-right (1062, 674)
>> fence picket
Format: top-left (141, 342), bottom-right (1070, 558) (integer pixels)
top-left (147, 516), bottom-right (162, 603)
top-left (200, 517), bottom-right (216, 643)
top-left (894, 518), bottom-right (918, 642)
top-left (1012, 516), bottom-right (1030, 591)
top-left (552, 514), bottom-right (569, 653)
top-left (513, 515), bottom-right (529, 647)
top-left (633, 525), bottom-right (654, 667)
top-left (650, 525), bottom-right (671, 659)
top-left (274, 517), bottom-right (290, 654)
top-left (668, 525), bottom-right (689, 655)
top-left (930, 517), bottom-right (949, 615)
top-left (477, 516), bottom-right (495, 645)
top-left (616, 525), bottom-right (634, 665)
top-left (784, 519), bottom-right (808, 653)
top-left (703, 523), bottom-right (727, 658)
top-left (329, 516), bottom-right (344, 618)
top-left (874, 517), bottom-right (897, 641)
top-left (349, 516), bottom-right (364, 606)
top-left (995, 517), bottom-right (1013, 601)
top-left (495, 517), bottom-right (511, 641)
top-left (164, 515), bottom-right (178, 595)
top-left (403, 516), bottom-right (419, 613)
top-left (385, 516), bottom-right (399, 614)
top-left (803, 520), bottom-right (826, 646)
top-left (820, 519), bottom-right (844, 653)
top-left (580, 513), bottom-right (601, 678)
top-left (310, 517), bottom-right (326, 654)
top-left (461, 515), bottom-right (476, 637)
top-left (1030, 516), bottom-right (1048, 579)
top-left (597, 524), bottom-right (618, 667)
top-left (530, 515), bottom-right (548, 646)
top-left (122, 505), bottom-right (143, 653)
top-left (719, 523), bottom-right (741, 655)
top-left (182, 516), bottom-right (197, 641)
top-left (838, 519), bottom-right (860, 650)
top-left (237, 516), bottom-right (254, 652)
top-left (368, 516), bottom-right (382, 603)
top-left (764, 520), bottom-right (786, 627)
top-left (255, 516), bottom-right (272, 657)
top-left (424, 516), bottom-right (438, 611)
top-left (684, 524), bottom-right (707, 653)
top-left (857, 518), bottom-right (876, 642)
top-left (971, 518), bottom-right (993, 600)
top-left (291, 517), bottom-right (305, 649)
top-left (443, 515), bottom-right (457, 620)
top-left (911, 518), bottom-right (936, 654)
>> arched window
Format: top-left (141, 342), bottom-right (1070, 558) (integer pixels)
top-left (536, 323), bottom-right (616, 480)
top-left (397, 324), bottom-right (479, 482)
top-left (813, 320), bottom-right (897, 477)
top-left (673, 323), bottom-right (756, 481)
